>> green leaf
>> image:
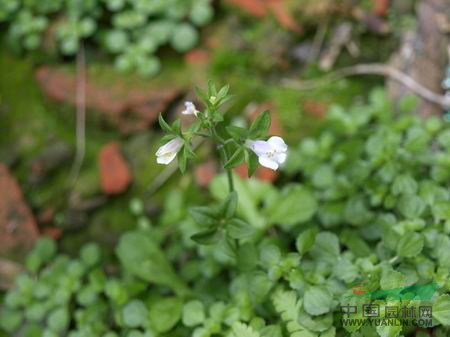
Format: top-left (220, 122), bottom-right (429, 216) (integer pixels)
top-left (80, 243), bottom-right (101, 267)
top-left (392, 174), bottom-right (418, 196)
top-left (272, 290), bottom-right (317, 337)
top-left (226, 125), bottom-right (247, 141)
top-left (191, 228), bottom-right (222, 245)
top-left (397, 195), bottom-right (426, 219)
top-left (433, 294), bottom-right (450, 325)
top-left (178, 146), bottom-right (187, 173)
top-left (296, 228), bottom-right (318, 255)
top-left (217, 84), bottom-right (230, 100)
top-left (184, 143), bottom-right (196, 159)
top-left (210, 174), bottom-right (268, 229)
top-left (312, 165), bottom-right (335, 189)
top-left (247, 271), bottom-right (273, 303)
top-left (232, 322), bottom-right (261, 337)
top-left (0, 309), bottom-right (23, 333)
top-left (224, 148), bottom-right (245, 169)
top-left (220, 191), bottom-right (238, 219)
top-left (171, 119), bottom-right (181, 134)
top-left (116, 231), bottom-right (190, 296)
top-left (247, 150), bottom-right (259, 177)
top-left (195, 85), bottom-right (209, 105)
top-left (47, 307), bottom-right (69, 333)
top-left (182, 300), bottom-right (205, 327)
top-left (189, 206), bottom-right (218, 227)
top-left (265, 184), bottom-right (317, 227)
top-left (207, 80), bottom-right (218, 97)
top-left (376, 322), bottom-right (402, 337)
top-left (32, 237), bottom-right (56, 263)
top-left (397, 232), bottom-right (424, 257)
top-left (340, 230), bottom-right (372, 257)
top-left (123, 300), bottom-right (148, 328)
top-left (249, 110), bottom-right (271, 138)
top-left (380, 266), bottom-right (406, 290)
top-left (310, 232), bottom-right (340, 263)
top-left (158, 113), bottom-right (172, 133)
top-left (227, 218), bottom-right (256, 240)
top-left (304, 286), bottom-right (333, 316)
top-left (149, 297), bottom-right (182, 333)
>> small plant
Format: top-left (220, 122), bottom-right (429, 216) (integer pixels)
top-left (156, 82), bottom-right (288, 244)
top-left (1, 0), bottom-right (214, 76)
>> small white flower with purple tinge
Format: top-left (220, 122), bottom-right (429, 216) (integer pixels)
top-left (246, 136), bottom-right (288, 171)
top-left (181, 101), bottom-right (199, 117)
top-left (156, 138), bottom-right (184, 165)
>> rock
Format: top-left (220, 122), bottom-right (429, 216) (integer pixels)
top-left (37, 207), bottom-right (55, 225)
top-left (0, 259), bottom-right (24, 289)
top-left (371, 0), bottom-right (390, 16)
top-left (0, 163), bottom-right (39, 259)
top-left (195, 161), bottom-right (218, 187)
top-left (185, 48), bottom-right (211, 65)
top-left (41, 227), bottom-right (62, 240)
top-left (225, 0), bottom-right (267, 17)
top-left (266, 0), bottom-right (302, 33)
top-left (35, 66), bottom-right (180, 134)
top-left (98, 142), bottom-right (132, 195)
top-left (224, 0), bottom-right (301, 33)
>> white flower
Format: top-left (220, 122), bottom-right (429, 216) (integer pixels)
top-left (246, 136), bottom-right (288, 171)
top-left (156, 138), bottom-right (184, 165)
top-left (181, 101), bottom-right (199, 116)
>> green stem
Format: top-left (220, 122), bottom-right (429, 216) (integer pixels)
top-left (221, 147), bottom-right (234, 193)
top-left (211, 125), bottom-right (234, 192)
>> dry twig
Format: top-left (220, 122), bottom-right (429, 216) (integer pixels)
top-left (69, 42), bottom-right (87, 185)
top-left (282, 63), bottom-right (450, 108)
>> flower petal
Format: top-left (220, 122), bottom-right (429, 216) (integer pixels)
top-left (247, 140), bottom-right (273, 156)
top-left (268, 136), bottom-right (288, 152)
top-left (258, 155), bottom-right (279, 170)
top-left (181, 101), bottom-right (198, 116)
top-left (156, 138), bottom-right (183, 156)
top-left (275, 152), bottom-right (287, 164)
top-left (157, 153), bottom-right (177, 165)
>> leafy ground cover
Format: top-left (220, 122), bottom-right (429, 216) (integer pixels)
top-left (1, 1), bottom-right (450, 337)
top-left (1, 86), bottom-right (450, 337)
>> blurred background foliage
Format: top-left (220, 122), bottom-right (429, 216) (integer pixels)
top-left (1, 0), bottom-right (450, 336)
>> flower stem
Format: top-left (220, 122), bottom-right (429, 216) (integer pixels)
top-left (221, 147), bottom-right (234, 193)
top-left (210, 125), bottom-right (234, 192)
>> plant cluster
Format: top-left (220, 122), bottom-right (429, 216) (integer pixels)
top-left (0, 0), bottom-right (214, 76)
top-left (1, 88), bottom-right (450, 337)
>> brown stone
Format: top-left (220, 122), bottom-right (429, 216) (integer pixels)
top-left (371, 0), bottom-right (390, 16)
top-left (35, 66), bottom-right (180, 134)
top-left (0, 164), bottom-right (39, 258)
top-left (225, 0), bottom-right (268, 17)
top-left (225, 0), bottom-right (301, 33)
top-left (41, 227), bottom-right (62, 240)
top-left (0, 259), bottom-right (24, 289)
top-left (185, 48), bottom-right (211, 65)
top-left (267, 0), bottom-right (302, 33)
top-left (195, 161), bottom-right (218, 187)
top-left (98, 142), bottom-right (132, 195)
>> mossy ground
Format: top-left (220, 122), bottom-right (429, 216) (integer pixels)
top-left (0, 11), bottom-right (386, 258)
